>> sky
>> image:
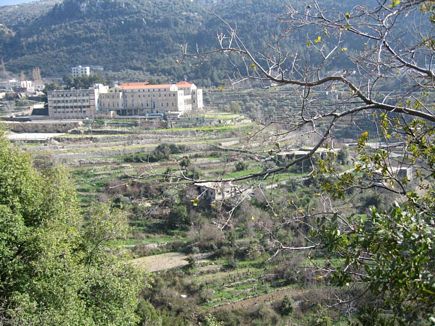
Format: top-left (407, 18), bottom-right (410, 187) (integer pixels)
top-left (0, 0), bottom-right (35, 5)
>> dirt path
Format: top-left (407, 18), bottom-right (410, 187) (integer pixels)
top-left (131, 252), bottom-right (209, 272)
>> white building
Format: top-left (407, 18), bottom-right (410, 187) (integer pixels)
top-left (99, 81), bottom-right (203, 117)
top-left (195, 182), bottom-right (252, 202)
top-left (71, 66), bottom-right (91, 78)
top-left (0, 79), bottom-right (19, 90)
top-left (48, 84), bottom-right (109, 119)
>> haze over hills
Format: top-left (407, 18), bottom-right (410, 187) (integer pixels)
top-left (0, 0), bottom-right (34, 5)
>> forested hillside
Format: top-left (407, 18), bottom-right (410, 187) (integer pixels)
top-left (0, 0), bottom-right (428, 85)
top-left (0, 0), bottom-right (289, 84)
top-left (0, 0), bottom-right (399, 84)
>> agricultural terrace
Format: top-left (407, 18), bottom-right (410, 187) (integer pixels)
top-left (8, 108), bottom-right (358, 324)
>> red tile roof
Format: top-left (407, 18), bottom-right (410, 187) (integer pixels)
top-left (119, 82), bottom-right (150, 90)
top-left (176, 81), bottom-right (193, 88)
top-left (119, 81), bottom-right (194, 90)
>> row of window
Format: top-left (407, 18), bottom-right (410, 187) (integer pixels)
top-left (123, 93), bottom-right (177, 98)
top-left (51, 100), bottom-right (91, 103)
top-left (51, 106), bottom-right (91, 111)
top-left (125, 88), bottom-right (172, 93)
top-left (50, 93), bottom-right (93, 98)
top-left (52, 110), bottom-right (87, 114)
top-left (102, 102), bottom-right (176, 109)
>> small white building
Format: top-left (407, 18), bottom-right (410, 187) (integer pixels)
top-left (71, 66), bottom-right (91, 78)
top-left (195, 182), bottom-right (252, 202)
top-left (0, 79), bottom-right (19, 90)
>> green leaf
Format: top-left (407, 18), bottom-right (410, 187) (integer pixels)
top-left (391, 0), bottom-right (400, 8)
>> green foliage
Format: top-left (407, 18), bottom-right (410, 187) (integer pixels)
top-left (167, 204), bottom-right (190, 230)
top-left (63, 75), bottom-right (106, 89)
top-left (391, 0), bottom-right (401, 8)
top-left (235, 161), bottom-right (249, 172)
top-left (326, 206), bottom-right (434, 321)
top-left (136, 299), bottom-right (162, 326)
top-left (204, 314), bottom-right (224, 326)
top-left (279, 295), bottom-right (294, 316)
top-left (0, 0), bottom-right (289, 83)
top-left (124, 143), bottom-right (186, 163)
top-left (179, 156), bottom-right (191, 169)
top-left (0, 131), bottom-right (144, 325)
top-left (318, 116), bottom-right (435, 323)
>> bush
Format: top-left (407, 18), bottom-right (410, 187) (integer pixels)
top-left (166, 204), bottom-right (190, 230)
top-left (124, 143), bottom-right (186, 163)
top-left (186, 255), bottom-right (196, 270)
top-left (136, 300), bottom-right (162, 326)
top-left (235, 161), bottom-right (249, 171)
top-left (279, 296), bottom-right (294, 316)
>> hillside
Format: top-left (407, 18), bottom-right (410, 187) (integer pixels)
top-left (0, 0), bottom-right (289, 84)
top-left (0, 0), bottom-right (425, 84)
top-left (0, 0), bottom-right (60, 25)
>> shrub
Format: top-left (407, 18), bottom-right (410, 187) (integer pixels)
top-left (136, 300), bottom-right (162, 326)
top-left (279, 296), bottom-right (294, 316)
top-left (235, 161), bottom-right (249, 171)
top-left (124, 143), bottom-right (186, 163)
top-left (166, 204), bottom-right (190, 230)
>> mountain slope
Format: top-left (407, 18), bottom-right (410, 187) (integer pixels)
top-left (0, 0), bottom-right (425, 84)
top-left (0, 0), bottom-right (287, 84)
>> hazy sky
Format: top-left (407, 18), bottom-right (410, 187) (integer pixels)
top-left (0, 0), bottom-right (35, 5)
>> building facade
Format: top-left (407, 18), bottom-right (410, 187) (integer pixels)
top-left (195, 182), bottom-right (253, 203)
top-left (99, 81), bottom-right (203, 117)
top-left (71, 66), bottom-right (91, 78)
top-left (48, 84), bottom-right (108, 119)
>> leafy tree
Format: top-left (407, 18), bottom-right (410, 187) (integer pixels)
top-left (166, 204), bottom-right (190, 230)
top-left (0, 130), bottom-right (144, 325)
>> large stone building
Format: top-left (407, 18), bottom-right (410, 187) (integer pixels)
top-left (99, 81), bottom-right (203, 116)
top-left (48, 84), bottom-right (108, 119)
top-left (71, 66), bottom-right (91, 78)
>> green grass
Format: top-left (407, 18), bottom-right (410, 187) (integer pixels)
top-left (222, 167), bottom-right (263, 179)
top-left (264, 171), bottom-right (307, 183)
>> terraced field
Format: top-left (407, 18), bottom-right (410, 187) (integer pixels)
top-left (8, 110), bottom-right (323, 323)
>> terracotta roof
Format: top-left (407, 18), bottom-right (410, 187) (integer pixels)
top-left (119, 81), bottom-right (194, 90)
top-left (176, 81), bottom-right (193, 88)
top-left (119, 82), bottom-right (149, 90)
